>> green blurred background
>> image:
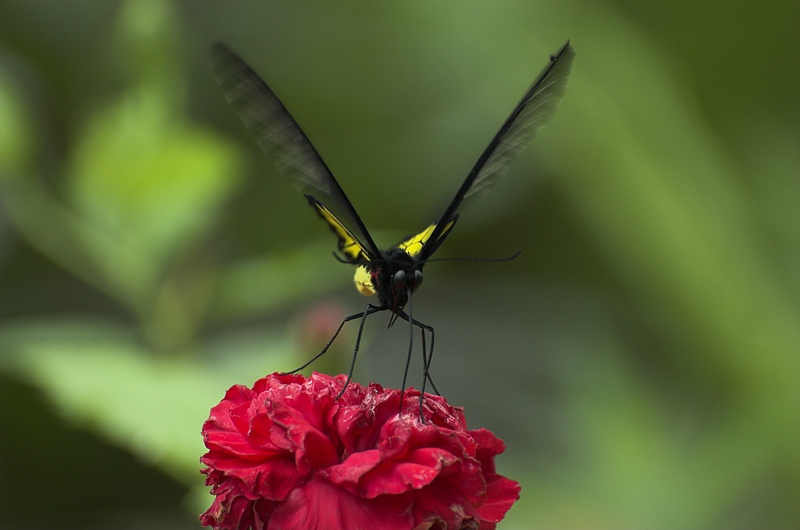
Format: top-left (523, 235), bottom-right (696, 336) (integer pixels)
top-left (1, 1), bottom-right (798, 528)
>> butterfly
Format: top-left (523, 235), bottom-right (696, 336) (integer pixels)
top-left (210, 40), bottom-right (574, 405)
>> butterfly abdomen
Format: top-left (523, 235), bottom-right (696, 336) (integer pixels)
top-left (354, 265), bottom-right (376, 296)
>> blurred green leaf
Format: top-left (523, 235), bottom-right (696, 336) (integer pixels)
top-left (67, 88), bottom-right (241, 284)
top-left (1, 317), bottom-right (294, 484)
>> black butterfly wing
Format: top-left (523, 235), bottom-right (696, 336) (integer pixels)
top-left (209, 43), bottom-right (382, 259)
top-left (305, 194), bottom-right (373, 263)
top-left (417, 40), bottom-right (575, 261)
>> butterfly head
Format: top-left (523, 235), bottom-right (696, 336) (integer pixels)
top-left (370, 248), bottom-right (425, 313)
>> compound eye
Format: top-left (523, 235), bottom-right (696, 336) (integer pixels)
top-left (393, 270), bottom-right (406, 289)
top-left (413, 270), bottom-right (424, 288)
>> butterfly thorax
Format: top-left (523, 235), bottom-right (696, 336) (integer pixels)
top-left (366, 248), bottom-right (424, 312)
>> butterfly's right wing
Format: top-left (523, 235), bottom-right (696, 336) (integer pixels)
top-left (209, 43), bottom-right (382, 258)
top-left (417, 41), bottom-right (575, 261)
top-left (396, 217), bottom-right (458, 258)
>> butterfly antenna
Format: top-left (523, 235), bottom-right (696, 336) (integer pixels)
top-left (423, 248), bottom-right (522, 264)
top-left (331, 252), bottom-right (371, 267)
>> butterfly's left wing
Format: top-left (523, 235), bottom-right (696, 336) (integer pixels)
top-left (306, 194), bottom-right (378, 296)
top-left (305, 195), bottom-right (373, 263)
top-left (417, 41), bottom-right (575, 261)
top-left (209, 43), bottom-right (383, 259)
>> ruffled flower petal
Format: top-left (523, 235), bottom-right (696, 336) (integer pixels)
top-left (200, 372), bottom-right (519, 529)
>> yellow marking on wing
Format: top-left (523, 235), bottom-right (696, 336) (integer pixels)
top-left (354, 265), bottom-right (375, 296)
top-left (397, 220), bottom-right (456, 258)
top-left (310, 201), bottom-right (370, 262)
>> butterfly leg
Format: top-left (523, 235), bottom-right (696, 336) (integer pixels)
top-left (336, 303), bottom-right (385, 398)
top-left (420, 328), bottom-right (440, 396)
top-left (400, 289), bottom-right (415, 408)
top-left (283, 304), bottom-right (384, 378)
top-left (394, 308), bottom-right (437, 420)
top-left (394, 312), bottom-right (436, 390)
top-left (416, 321), bottom-right (439, 420)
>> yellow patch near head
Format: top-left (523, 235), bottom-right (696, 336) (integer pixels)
top-left (397, 220), bottom-right (456, 258)
top-left (354, 265), bottom-right (375, 296)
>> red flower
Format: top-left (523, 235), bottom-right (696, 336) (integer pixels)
top-left (200, 372), bottom-right (520, 530)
